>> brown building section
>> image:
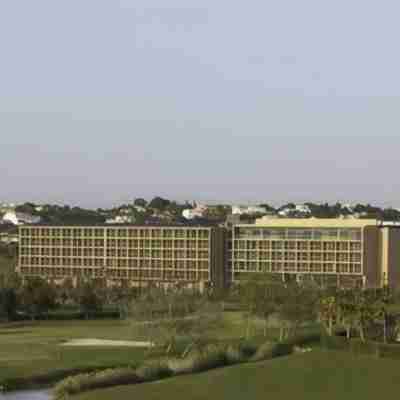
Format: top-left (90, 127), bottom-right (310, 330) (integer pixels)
top-left (18, 225), bottom-right (226, 291)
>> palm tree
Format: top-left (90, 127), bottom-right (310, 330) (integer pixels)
top-left (319, 294), bottom-right (338, 336)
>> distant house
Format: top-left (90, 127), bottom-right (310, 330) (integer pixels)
top-left (278, 204), bottom-right (311, 217)
top-left (182, 204), bottom-right (208, 220)
top-left (2, 211), bottom-right (41, 226)
top-left (295, 204), bottom-right (311, 214)
top-left (105, 215), bottom-right (136, 224)
top-left (231, 205), bottom-right (269, 215)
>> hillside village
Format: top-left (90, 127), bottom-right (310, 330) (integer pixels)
top-left (2, 198), bottom-right (400, 229)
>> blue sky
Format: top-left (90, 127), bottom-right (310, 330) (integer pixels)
top-left (1, 1), bottom-right (400, 207)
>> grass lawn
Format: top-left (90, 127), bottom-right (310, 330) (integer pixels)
top-left (0, 312), bottom-right (271, 385)
top-left (0, 320), bottom-right (148, 383)
top-left (75, 350), bottom-right (400, 400)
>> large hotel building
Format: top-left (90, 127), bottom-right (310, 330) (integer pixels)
top-left (17, 218), bottom-right (400, 289)
top-left (228, 218), bottom-right (399, 288)
top-left (18, 225), bottom-right (225, 291)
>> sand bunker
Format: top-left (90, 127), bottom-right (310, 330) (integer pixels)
top-left (61, 339), bottom-right (153, 347)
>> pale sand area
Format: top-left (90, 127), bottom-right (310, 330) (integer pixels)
top-left (60, 339), bottom-right (153, 347)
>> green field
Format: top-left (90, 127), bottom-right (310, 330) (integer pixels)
top-left (0, 320), bottom-right (150, 383)
top-left (75, 350), bottom-right (400, 400)
top-left (0, 312), bottom-right (270, 386)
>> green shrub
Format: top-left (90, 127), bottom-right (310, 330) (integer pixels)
top-left (225, 344), bottom-right (248, 364)
top-left (167, 356), bottom-right (199, 375)
top-left (53, 368), bottom-right (139, 400)
top-left (320, 332), bottom-right (349, 350)
top-left (193, 345), bottom-right (228, 372)
top-left (251, 342), bottom-right (293, 362)
top-left (136, 360), bottom-right (172, 381)
top-left (167, 344), bottom-right (228, 375)
top-left (238, 341), bottom-right (258, 358)
top-left (284, 331), bottom-right (321, 347)
top-left (1, 367), bottom-right (101, 392)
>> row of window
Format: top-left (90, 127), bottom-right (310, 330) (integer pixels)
top-left (231, 241), bottom-right (361, 251)
top-left (20, 249), bottom-right (210, 259)
top-left (20, 239), bottom-right (210, 248)
top-left (232, 251), bottom-right (361, 262)
top-left (232, 262), bottom-right (362, 274)
top-left (21, 228), bottom-right (211, 239)
top-left (20, 257), bottom-right (210, 269)
top-left (19, 267), bottom-right (210, 281)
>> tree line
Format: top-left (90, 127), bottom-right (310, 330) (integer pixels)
top-left (1, 272), bottom-right (400, 348)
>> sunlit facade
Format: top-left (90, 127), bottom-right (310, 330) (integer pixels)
top-left (18, 225), bottom-right (225, 291)
top-left (228, 218), bottom-right (385, 288)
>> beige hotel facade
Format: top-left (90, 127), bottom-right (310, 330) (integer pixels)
top-left (17, 218), bottom-right (400, 289)
top-left (18, 225), bottom-right (225, 291)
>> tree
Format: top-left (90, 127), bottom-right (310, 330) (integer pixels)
top-left (109, 282), bottom-right (134, 319)
top-left (75, 280), bottom-right (104, 319)
top-left (277, 282), bottom-right (317, 340)
top-left (238, 279), bottom-right (260, 339)
top-left (134, 198), bottom-right (147, 208)
top-left (130, 286), bottom-right (164, 346)
top-left (258, 204), bottom-right (276, 213)
top-left (58, 277), bottom-right (75, 306)
top-left (20, 277), bottom-right (57, 319)
top-left (371, 287), bottom-right (397, 344)
top-left (0, 287), bottom-right (18, 321)
top-left (353, 289), bottom-right (374, 342)
top-left (319, 292), bottom-right (338, 337)
top-left (337, 290), bottom-right (357, 340)
top-left (149, 197), bottom-right (170, 211)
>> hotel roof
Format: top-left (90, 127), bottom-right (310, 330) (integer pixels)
top-left (238, 217), bottom-right (380, 229)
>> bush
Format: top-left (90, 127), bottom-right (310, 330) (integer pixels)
top-left (284, 331), bottom-right (321, 347)
top-left (54, 361), bottom-right (174, 399)
top-left (225, 344), bottom-right (248, 364)
top-left (53, 368), bottom-right (139, 399)
top-left (251, 342), bottom-right (293, 362)
top-left (136, 360), bottom-right (172, 381)
top-left (167, 344), bottom-right (228, 375)
top-left (1, 367), bottom-right (101, 392)
top-left (238, 341), bottom-right (258, 359)
top-left (320, 332), bottom-right (349, 350)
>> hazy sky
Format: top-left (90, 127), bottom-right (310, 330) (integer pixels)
top-left (1, 1), bottom-right (400, 208)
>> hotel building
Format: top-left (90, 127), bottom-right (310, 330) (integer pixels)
top-left (18, 225), bottom-right (225, 291)
top-left (228, 218), bottom-right (398, 288)
top-left (17, 218), bottom-right (400, 289)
